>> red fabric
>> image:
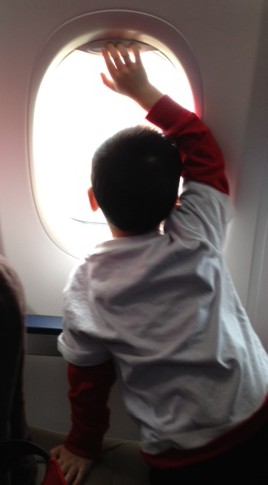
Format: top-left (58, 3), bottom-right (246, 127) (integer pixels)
top-left (142, 395), bottom-right (268, 469)
top-left (41, 457), bottom-right (67, 484)
top-left (146, 96), bottom-right (229, 195)
top-left (64, 359), bottom-right (116, 459)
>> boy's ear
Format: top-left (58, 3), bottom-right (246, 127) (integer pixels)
top-left (88, 187), bottom-right (99, 212)
top-left (175, 196), bottom-right (181, 207)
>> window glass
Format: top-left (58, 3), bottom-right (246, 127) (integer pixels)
top-left (32, 46), bottom-right (196, 256)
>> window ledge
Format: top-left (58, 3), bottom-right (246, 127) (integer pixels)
top-left (26, 315), bottom-right (62, 335)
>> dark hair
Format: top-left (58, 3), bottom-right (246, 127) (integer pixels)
top-left (91, 126), bottom-right (182, 234)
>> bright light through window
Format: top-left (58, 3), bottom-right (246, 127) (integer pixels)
top-left (32, 47), bottom-right (196, 257)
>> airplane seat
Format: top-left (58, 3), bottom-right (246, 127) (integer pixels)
top-left (31, 426), bottom-right (149, 485)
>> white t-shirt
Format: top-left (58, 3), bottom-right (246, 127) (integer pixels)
top-left (58, 180), bottom-right (268, 454)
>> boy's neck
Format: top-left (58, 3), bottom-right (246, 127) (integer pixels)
top-left (109, 223), bottom-right (159, 239)
top-left (110, 225), bottom-right (135, 238)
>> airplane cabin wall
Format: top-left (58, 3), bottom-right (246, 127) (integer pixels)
top-left (0, 0), bottom-right (267, 435)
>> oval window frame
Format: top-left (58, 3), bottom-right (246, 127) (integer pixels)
top-left (28, 10), bottom-right (203, 257)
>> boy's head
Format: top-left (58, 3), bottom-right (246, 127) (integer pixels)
top-left (90, 126), bottom-right (181, 234)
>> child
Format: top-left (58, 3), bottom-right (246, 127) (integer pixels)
top-left (52, 43), bottom-right (268, 485)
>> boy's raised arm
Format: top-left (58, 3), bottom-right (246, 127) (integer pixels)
top-left (101, 43), bottom-right (229, 195)
top-left (147, 96), bottom-right (229, 194)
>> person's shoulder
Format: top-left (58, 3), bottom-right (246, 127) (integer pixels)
top-left (0, 255), bottom-right (21, 285)
top-left (65, 258), bottom-right (90, 291)
top-left (0, 255), bottom-right (13, 274)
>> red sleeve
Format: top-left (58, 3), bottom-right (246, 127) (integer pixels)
top-left (64, 359), bottom-right (116, 460)
top-left (146, 95), bottom-right (229, 195)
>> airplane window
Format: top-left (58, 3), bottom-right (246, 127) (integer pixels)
top-left (32, 45), bottom-right (196, 257)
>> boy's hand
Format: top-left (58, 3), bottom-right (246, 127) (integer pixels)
top-left (51, 444), bottom-right (93, 485)
top-left (101, 42), bottom-right (162, 110)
